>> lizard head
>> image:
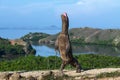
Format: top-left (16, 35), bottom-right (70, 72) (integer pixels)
top-left (61, 12), bottom-right (69, 34)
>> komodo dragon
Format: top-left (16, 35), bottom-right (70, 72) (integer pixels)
top-left (55, 13), bottom-right (82, 73)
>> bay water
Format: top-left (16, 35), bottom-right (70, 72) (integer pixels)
top-left (0, 29), bottom-right (120, 57)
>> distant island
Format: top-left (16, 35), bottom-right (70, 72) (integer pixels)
top-left (21, 32), bottom-right (50, 43)
top-left (21, 27), bottom-right (120, 46)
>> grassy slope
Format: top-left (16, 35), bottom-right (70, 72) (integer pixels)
top-left (0, 54), bottom-right (120, 71)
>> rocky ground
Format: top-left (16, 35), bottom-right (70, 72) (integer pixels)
top-left (0, 68), bottom-right (120, 80)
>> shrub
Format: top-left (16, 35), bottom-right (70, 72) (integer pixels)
top-left (0, 54), bottom-right (120, 71)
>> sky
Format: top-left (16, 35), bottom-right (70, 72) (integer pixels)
top-left (0, 0), bottom-right (120, 29)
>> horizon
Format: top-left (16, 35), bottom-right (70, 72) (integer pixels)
top-left (0, 26), bottom-right (120, 30)
top-left (0, 26), bottom-right (120, 39)
top-left (0, 0), bottom-right (120, 29)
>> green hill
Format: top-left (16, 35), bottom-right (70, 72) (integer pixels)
top-left (0, 37), bottom-right (36, 60)
top-left (21, 32), bottom-right (50, 42)
top-left (38, 27), bottom-right (120, 46)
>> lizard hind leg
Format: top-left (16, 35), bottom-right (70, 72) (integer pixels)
top-left (70, 58), bottom-right (82, 73)
top-left (60, 60), bottom-right (68, 74)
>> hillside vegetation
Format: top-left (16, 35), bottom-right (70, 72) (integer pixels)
top-left (21, 32), bottom-right (50, 42)
top-left (0, 54), bottom-right (120, 71)
top-left (0, 37), bottom-right (36, 60)
top-left (37, 27), bottom-right (120, 46)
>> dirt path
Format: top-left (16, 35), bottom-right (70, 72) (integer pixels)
top-left (85, 30), bottom-right (100, 42)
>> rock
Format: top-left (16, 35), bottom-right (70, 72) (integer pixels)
top-left (26, 75), bottom-right (36, 80)
top-left (9, 72), bottom-right (21, 80)
top-left (10, 39), bottom-right (36, 55)
top-left (42, 71), bottom-right (53, 77)
top-left (0, 73), bottom-right (11, 80)
top-left (39, 71), bottom-right (54, 80)
top-left (10, 39), bottom-right (27, 46)
top-left (54, 71), bottom-right (64, 77)
top-left (23, 42), bottom-right (36, 54)
top-left (37, 76), bottom-right (43, 80)
top-left (75, 76), bottom-right (82, 80)
top-left (36, 71), bottom-right (52, 80)
top-left (39, 40), bottom-right (50, 44)
top-left (112, 36), bottom-right (120, 46)
top-left (1, 68), bottom-right (120, 80)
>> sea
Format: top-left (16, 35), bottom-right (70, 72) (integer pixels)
top-left (0, 29), bottom-right (120, 57)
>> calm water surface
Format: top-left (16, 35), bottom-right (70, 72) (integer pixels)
top-left (32, 44), bottom-right (120, 57)
top-left (0, 29), bottom-right (120, 57)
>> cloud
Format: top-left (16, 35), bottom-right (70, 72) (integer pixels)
top-left (76, 0), bottom-right (119, 9)
top-left (18, 3), bottom-right (54, 15)
top-left (0, 0), bottom-right (119, 16)
top-left (54, 0), bottom-right (120, 17)
top-left (0, 0), bottom-right (77, 15)
top-left (76, 1), bottom-right (84, 5)
top-left (0, 2), bottom-right (54, 15)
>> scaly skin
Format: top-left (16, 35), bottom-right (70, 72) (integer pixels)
top-left (55, 13), bottom-right (82, 73)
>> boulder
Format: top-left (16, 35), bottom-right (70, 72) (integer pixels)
top-left (9, 72), bottom-right (21, 80)
top-left (0, 73), bottom-right (11, 80)
top-left (26, 75), bottom-right (37, 80)
top-left (10, 39), bottom-right (36, 55)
